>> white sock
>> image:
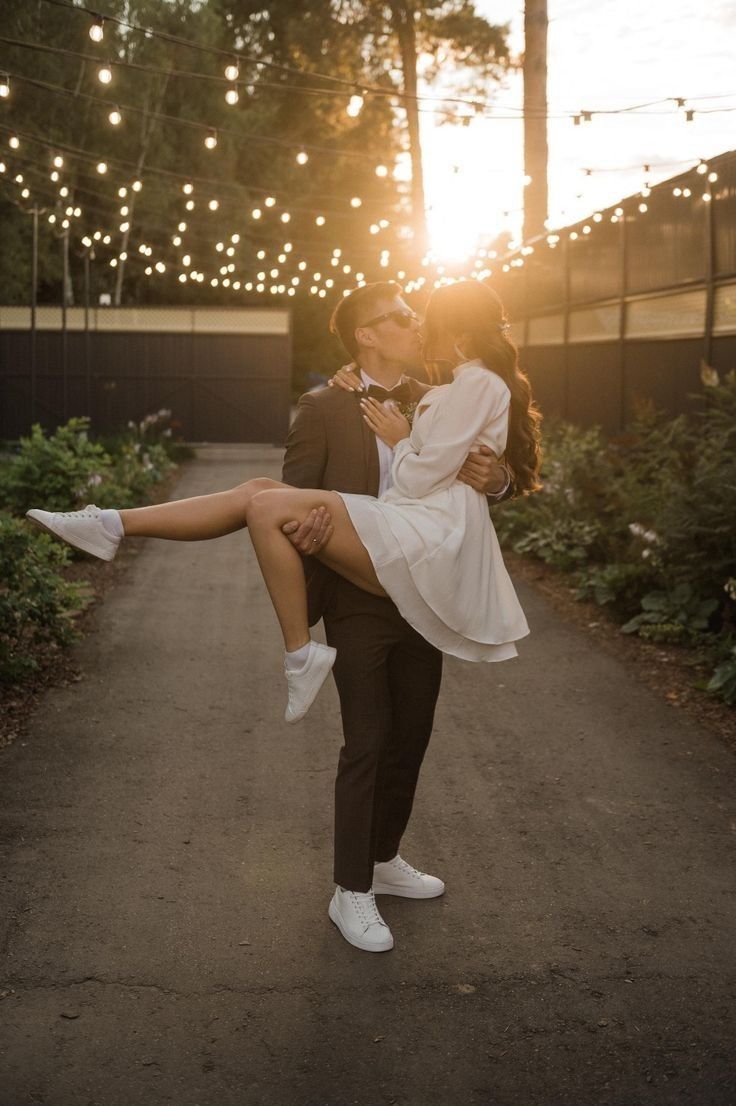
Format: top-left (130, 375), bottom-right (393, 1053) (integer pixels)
top-left (100, 509), bottom-right (124, 539)
top-left (285, 642), bottom-right (311, 670)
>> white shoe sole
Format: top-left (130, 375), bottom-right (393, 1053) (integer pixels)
top-left (25, 510), bottom-right (117, 561)
top-left (371, 881), bottom-right (445, 898)
top-left (328, 898), bottom-right (394, 952)
top-left (284, 645), bottom-right (336, 724)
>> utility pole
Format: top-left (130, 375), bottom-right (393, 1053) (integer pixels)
top-left (523, 0), bottom-right (549, 241)
top-left (389, 0), bottom-right (428, 256)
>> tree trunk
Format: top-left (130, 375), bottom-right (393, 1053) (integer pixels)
top-left (389, 0), bottom-right (428, 255)
top-left (523, 0), bottom-right (549, 242)
top-left (114, 69), bottom-right (171, 305)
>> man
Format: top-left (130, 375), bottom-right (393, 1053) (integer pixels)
top-left (281, 281), bottom-right (512, 953)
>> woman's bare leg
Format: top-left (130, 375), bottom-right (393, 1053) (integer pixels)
top-left (246, 488), bottom-right (385, 652)
top-left (118, 477), bottom-right (283, 539)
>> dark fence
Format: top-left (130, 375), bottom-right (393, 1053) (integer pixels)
top-left (0, 305), bottom-right (292, 443)
top-left (494, 148), bottom-right (736, 432)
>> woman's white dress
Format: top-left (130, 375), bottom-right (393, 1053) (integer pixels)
top-left (336, 358), bottom-right (530, 662)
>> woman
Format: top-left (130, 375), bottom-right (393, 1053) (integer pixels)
top-left (27, 280), bottom-right (542, 723)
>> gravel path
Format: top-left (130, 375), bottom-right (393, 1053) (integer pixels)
top-left (1, 445), bottom-right (734, 1105)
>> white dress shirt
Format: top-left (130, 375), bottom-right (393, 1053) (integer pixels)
top-left (359, 368), bottom-right (405, 497)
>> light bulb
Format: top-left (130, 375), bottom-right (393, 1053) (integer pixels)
top-left (97, 161), bottom-right (107, 174)
top-left (280, 212), bottom-right (290, 223)
top-left (347, 92), bottom-right (364, 118)
top-left (257, 250), bottom-right (266, 260)
top-left (185, 199), bottom-right (195, 211)
top-left (225, 60), bottom-right (239, 82)
top-left (50, 170), bottom-right (59, 182)
top-left (0, 74), bottom-right (9, 99)
top-left (97, 64), bottom-right (112, 85)
top-left (315, 215), bottom-right (325, 226)
top-left (251, 208), bottom-right (262, 219)
top-left (132, 179), bottom-right (142, 191)
top-left (208, 199), bottom-right (219, 211)
top-left (182, 182), bottom-right (193, 194)
top-left (9, 135), bottom-right (19, 149)
top-left (265, 196), bottom-right (276, 207)
top-left (350, 196), bottom-right (362, 208)
top-left (284, 242), bottom-right (292, 252)
top-left (204, 129), bottom-right (218, 149)
top-left (108, 106), bottom-right (122, 126)
top-left (296, 149), bottom-right (308, 165)
top-left (225, 87), bottom-right (239, 105)
top-left (375, 164), bottom-right (388, 178)
top-left (53, 155), bottom-right (64, 168)
top-left (231, 233), bottom-right (240, 243)
top-left (89, 16), bottom-right (104, 42)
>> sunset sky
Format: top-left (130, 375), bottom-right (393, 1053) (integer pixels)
top-left (422, 0), bottom-right (736, 257)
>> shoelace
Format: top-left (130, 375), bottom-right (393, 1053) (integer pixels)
top-left (390, 855), bottom-right (424, 879)
top-left (58, 506), bottom-right (98, 519)
top-left (349, 889), bottom-right (385, 929)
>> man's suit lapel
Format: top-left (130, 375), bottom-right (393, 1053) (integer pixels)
top-left (345, 391), bottom-right (380, 496)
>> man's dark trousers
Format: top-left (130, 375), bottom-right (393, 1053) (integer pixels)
top-left (282, 383), bottom-right (443, 893)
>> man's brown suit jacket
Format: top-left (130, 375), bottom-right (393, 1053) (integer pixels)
top-left (281, 377), bottom-right (430, 627)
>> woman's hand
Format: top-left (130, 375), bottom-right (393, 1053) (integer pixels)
top-left (327, 363), bottom-right (364, 392)
top-left (360, 396), bottom-right (411, 448)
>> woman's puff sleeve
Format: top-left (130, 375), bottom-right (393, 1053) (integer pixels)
top-left (390, 367), bottom-right (510, 499)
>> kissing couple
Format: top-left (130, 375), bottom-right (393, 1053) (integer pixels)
top-left (27, 277), bottom-right (543, 952)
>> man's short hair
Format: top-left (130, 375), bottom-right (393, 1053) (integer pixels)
top-left (329, 281), bottom-right (402, 360)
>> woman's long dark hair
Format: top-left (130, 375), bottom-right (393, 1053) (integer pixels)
top-left (423, 281), bottom-right (543, 497)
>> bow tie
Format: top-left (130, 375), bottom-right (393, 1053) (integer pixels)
top-left (363, 382), bottom-right (413, 404)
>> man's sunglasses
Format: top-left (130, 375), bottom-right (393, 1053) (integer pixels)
top-left (360, 309), bottom-right (420, 330)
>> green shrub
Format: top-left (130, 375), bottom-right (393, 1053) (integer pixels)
top-left (0, 418), bottom-right (114, 515)
top-left (0, 513), bottom-right (87, 683)
top-left (494, 368), bottom-right (736, 704)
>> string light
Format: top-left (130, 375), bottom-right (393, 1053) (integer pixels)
top-left (89, 15), bottom-right (104, 42)
top-left (296, 149), bottom-right (308, 166)
top-left (224, 60), bottom-right (239, 82)
top-left (265, 196), bottom-right (276, 207)
top-left (0, 74), bottom-right (10, 99)
top-left (96, 160), bottom-right (107, 173)
top-left (208, 199), bottom-right (219, 211)
top-left (132, 179), bottom-right (142, 191)
top-left (315, 215), bottom-right (325, 226)
top-left (182, 182), bottom-right (193, 194)
top-left (97, 64), bottom-right (112, 85)
top-left (204, 129), bottom-right (218, 149)
top-left (375, 164), bottom-right (388, 178)
top-left (108, 106), bottom-right (122, 126)
top-left (350, 196), bottom-right (362, 208)
top-left (251, 207), bottom-right (262, 219)
top-left (9, 135), bottom-right (20, 149)
top-left (225, 87), bottom-right (239, 106)
top-left (347, 91), bottom-right (364, 118)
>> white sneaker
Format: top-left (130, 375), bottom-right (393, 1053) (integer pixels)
top-left (284, 641), bottom-right (337, 724)
top-left (25, 504), bottom-right (120, 562)
top-left (372, 853), bottom-right (445, 899)
top-left (328, 886), bottom-right (394, 953)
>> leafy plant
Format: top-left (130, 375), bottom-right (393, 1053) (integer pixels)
top-left (0, 513), bottom-right (87, 683)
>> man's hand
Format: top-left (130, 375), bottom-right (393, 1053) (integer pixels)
top-left (282, 506), bottom-right (333, 555)
top-left (327, 363), bottom-right (364, 392)
top-left (457, 445), bottom-right (509, 496)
